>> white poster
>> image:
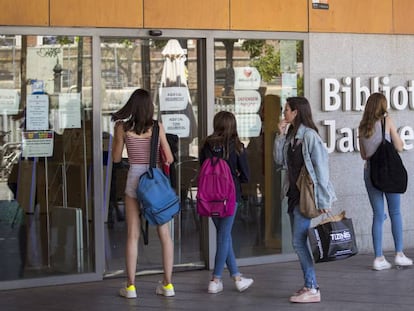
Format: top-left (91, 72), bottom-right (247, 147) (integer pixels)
top-left (22, 131), bottom-right (54, 157)
top-left (58, 93), bottom-right (81, 129)
top-left (234, 90), bottom-right (261, 114)
top-left (281, 73), bottom-right (298, 105)
top-left (161, 114), bottom-right (190, 138)
top-left (159, 87), bottom-right (189, 111)
top-left (234, 67), bottom-right (261, 90)
top-left (0, 89), bottom-right (20, 115)
top-left (26, 94), bottom-right (49, 131)
top-left (235, 114), bottom-right (262, 138)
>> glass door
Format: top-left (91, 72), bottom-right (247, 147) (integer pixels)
top-left (100, 37), bottom-right (203, 277)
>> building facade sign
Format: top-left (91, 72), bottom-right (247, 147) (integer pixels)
top-left (321, 76), bottom-right (414, 153)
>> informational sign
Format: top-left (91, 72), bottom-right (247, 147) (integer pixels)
top-left (22, 131), bottom-right (54, 157)
top-left (234, 67), bottom-right (262, 138)
top-left (26, 94), bottom-right (49, 131)
top-left (281, 73), bottom-right (298, 105)
top-left (159, 87), bottom-right (189, 111)
top-left (235, 114), bottom-right (262, 138)
top-left (31, 79), bottom-right (45, 94)
top-left (234, 90), bottom-right (261, 114)
top-left (161, 114), bottom-right (190, 138)
top-left (0, 89), bottom-right (19, 115)
top-left (312, 0), bottom-right (329, 9)
top-left (234, 67), bottom-right (261, 90)
top-left (58, 93), bottom-right (81, 129)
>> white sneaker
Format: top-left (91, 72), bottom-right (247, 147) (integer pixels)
top-left (119, 284), bottom-right (137, 298)
top-left (372, 257), bottom-right (392, 271)
top-left (208, 280), bottom-right (223, 294)
top-left (289, 287), bottom-right (321, 303)
top-left (395, 253), bottom-right (413, 267)
top-left (235, 277), bottom-right (254, 292)
top-left (155, 282), bottom-right (175, 297)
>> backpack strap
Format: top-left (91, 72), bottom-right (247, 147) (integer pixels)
top-left (141, 120), bottom-right (159, 244)
top-left (150, 121), bottom-right (160, 168)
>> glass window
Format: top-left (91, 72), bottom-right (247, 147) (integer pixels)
top-left (0, 35), bottom-right (94, 281)
top-left (214, 38), bottom-right (304, 258)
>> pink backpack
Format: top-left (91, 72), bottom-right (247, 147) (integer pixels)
top-left (196, 156), bottom-right (236, 217)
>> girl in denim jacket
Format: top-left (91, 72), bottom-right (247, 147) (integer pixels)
top-left (273, 97), bottom-right (336, 303)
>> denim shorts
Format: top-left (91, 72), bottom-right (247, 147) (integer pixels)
top-left (125, 164), bottom-right (149, 198)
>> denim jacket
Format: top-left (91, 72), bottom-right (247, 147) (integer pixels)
top-left (273, 124), bottom-right (337, 210)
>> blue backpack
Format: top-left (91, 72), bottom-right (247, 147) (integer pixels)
top-left (136, 121), bottom-right (180, 225)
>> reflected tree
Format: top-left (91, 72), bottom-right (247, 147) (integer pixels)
top-left (241, 40), bottom-right (281, 82)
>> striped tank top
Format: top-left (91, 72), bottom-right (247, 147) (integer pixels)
top-left (125, 134), bottom-right (160, 165)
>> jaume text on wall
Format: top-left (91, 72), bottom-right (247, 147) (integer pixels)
top-left (321, 76), bottom-right (414, 153)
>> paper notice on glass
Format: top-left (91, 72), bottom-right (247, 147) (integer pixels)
top-left (161, 114), bottom-right (190, 138)
top-left (26, 94), bottom-right (49, 131)
top-left (22, 131), bottom-right (54, 157)
top-left (234, 90), bottom-right (261, 114)
top-left (58, 93), bottom-right (81, 129)
top-left (235, 114), bottom-right (262, 138)
top-left (281, 73), bottom-right (298, 105)
top-left (234, 67), bottom-right (261, 90)
top-left (159, 87), bottom-right (189, 111)
top-left (0, 89), bottom-right (20, 115)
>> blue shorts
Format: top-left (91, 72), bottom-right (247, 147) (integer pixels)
top-left (125, 164), bottom-right (149, 198)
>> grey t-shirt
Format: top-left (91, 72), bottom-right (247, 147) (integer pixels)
top-left (360, 120), bottom-right (391, 158)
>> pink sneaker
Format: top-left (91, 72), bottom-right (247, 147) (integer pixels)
top-left (289, 287), bottom-right (320, 303)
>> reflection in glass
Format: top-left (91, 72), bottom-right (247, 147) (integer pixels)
top-left (214, 39), bottom-right (304, 258)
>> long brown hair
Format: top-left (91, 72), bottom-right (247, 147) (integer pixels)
top-left (204, 111), bottom-right (243, 159)
top-left (286, 97), bottom-right (319, 137)
top-left (358, 92), bottom-right (387, 138)
top-left (111, 88), bottom-right (154, 134)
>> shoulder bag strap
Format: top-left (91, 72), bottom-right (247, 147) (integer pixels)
top-left (150, 120), bottom-right (159, 168)
top-left (381, 117), bottom-right (386, 143)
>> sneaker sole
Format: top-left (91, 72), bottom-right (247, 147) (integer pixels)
top-left (237, 280), bottom-right (254, 292)
top-left (156, 288), bottom-right (175, 297)
top-left (372, 265), bottom-right (392, 271)
top-left (156, 291), bottom-right (175, 297)
top-left (208, 288), bottom-right (223, 294)
top-left (119, 291), bottom-right (137, 299)
top-left (290, 297), bottom-right (321, 303)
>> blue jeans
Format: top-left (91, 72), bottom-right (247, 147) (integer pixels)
top-left (364, 162), bottom-right (403, 257)
top-left (289, 207), bottom-right (318, 289)
top-left (211, 204), bottom-right (240, 279)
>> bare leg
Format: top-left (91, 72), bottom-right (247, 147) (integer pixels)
top-left (157, 222), bottom-right (174, 285)
top-left (124, 195), bottom-right (140, 286)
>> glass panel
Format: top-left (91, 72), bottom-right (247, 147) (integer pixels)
top-left (214, 39), bottom-right (304, 258)
top-left (0, 35), bottom-right (94, 281)
top-left (101, 38), bottom-right (203, 277)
